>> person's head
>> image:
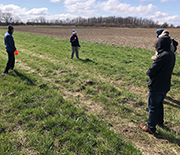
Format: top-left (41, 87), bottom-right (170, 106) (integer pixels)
top-left (155, 31), bottom-right (171, 54)
top-left (8, 25), bottom-right (14, 33)
top-left (162, 30), bottom-right (169, 36)
top-left (72, 30), bottom-right (77, 35)
top-left (156, 29), bottom-right (164, 38)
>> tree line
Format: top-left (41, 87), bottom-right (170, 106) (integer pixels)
top-left (0, 11), bottom-right (23, 25)
top-left (0, 10), bottom-right (178, 28)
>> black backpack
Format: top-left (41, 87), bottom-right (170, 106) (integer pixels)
top-left (172, 39), bottom-right (178, 52)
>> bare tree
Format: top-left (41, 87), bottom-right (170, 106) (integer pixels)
top-left (38, 16), bottom-right (46, 23)
top-left (25, 15), bottom-right (173, 28)
top-left (0, 10), bottom-right (2, 23)
top-left (161, 22), bottom-right (169, 28)
top-left (2, 12), bottom-right (13, 24)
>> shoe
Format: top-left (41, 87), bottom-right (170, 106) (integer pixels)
top-left (9, 70), bottom-right (14, 73)
top-left (1, 73), bottom-right (5, 76)
top-left (1, 72), bottom-right (8, 76)
top-left (140, 124), bottom-right (154, 134)
top-left (1, 73), bottom-right (8, 76)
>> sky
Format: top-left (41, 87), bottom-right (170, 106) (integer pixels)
top-left (0, 0), bottom-right (180, 26)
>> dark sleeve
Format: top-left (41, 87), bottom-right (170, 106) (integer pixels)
top-left (70, 35), bottom-right (75, 43)
top-left (77, 37), bottom-right (80, 47)
top-left (172, 39), bottom-right (178, 46)
top-left (146, 55), bottom-right (167, 77)
top-left (7, 35), bottom-right (16, 51)
top-left (70, 36), bottom-right (72, 43)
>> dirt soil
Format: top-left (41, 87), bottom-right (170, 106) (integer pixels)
top-left (10, 26), bottom-right (180, 53)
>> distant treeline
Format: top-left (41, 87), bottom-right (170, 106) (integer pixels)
top-left (0, 10), bottom-right (179, 28)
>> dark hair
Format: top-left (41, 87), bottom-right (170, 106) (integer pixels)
top-left (8, 25), bottom-right (14, 31)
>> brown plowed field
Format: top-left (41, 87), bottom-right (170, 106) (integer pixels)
top-left (6, 26), bottom-right (180, 53)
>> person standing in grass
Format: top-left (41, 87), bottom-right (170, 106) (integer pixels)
top-left (140, 30), bottom-right (176, 134)
top-left (70, 30), bottom-right (81, 59)
top-left (2, 25), bottom-right (17, 75)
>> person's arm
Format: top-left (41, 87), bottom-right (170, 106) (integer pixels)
top-left (7, 35), bottom-right (16, 51)
top-left (146, 55), bottom-right (167, 77)
top-left (77, 36), bottom-right (80, 47)
top-left (70, 35), bottom-right (76, 43)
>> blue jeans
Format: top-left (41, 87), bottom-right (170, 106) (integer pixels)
top-left (148, 91), bottom-right (167, 133)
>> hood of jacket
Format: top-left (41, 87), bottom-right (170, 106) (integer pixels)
top-left (155, 31), bottom-right (171, 54)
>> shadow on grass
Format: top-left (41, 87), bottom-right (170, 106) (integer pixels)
top-left (164, 96), bottom-right (180, 109)
top-left (79, 58), bottom-right (97, 64)
top-left (155, 126), bottom-right (180, 147)
top-left (11, 70), bottom-right (35, 86)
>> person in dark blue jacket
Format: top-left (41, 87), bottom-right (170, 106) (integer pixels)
top-left (70, 30), bottom-right (80, 59)
top-left (140, 30), bottom-right (176, 134)
top-left (2, 25), bottom-right (17, 75)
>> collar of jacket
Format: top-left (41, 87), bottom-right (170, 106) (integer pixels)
top-left (8, 31), bottom-right (13, 35)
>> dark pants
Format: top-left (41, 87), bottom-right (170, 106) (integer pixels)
top-left (148, 91), bottom-right (167, 133)
top-left (71, 46), bottom-right (79, 59)
top-left (4, 51), bottom-right (15, 73)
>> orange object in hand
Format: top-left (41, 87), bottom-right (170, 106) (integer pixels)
top-left (15, 50), bottom-right (19, 55)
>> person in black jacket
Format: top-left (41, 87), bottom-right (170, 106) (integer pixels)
top-left (140, 30), bottom-right (176, 134)
top-left (2, 25), bottom-right (17, 75)
top-left (70, 30), bottom-right (80, 59)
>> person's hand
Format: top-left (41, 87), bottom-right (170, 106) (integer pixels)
top-left (74, 37), bottom-right (76, 40)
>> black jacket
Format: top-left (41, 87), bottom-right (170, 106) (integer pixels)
top-left (4, 31), bottom-right (16, 52)
top-left (147, 35), bottom-right (176, 92)
top-left (70, 34), bottom-right (80, 47)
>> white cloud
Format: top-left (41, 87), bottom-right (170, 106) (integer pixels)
top-left (100, 0), bottom-right (157, 16)
top-left (0, 4), bottom-right (26, 15)
top-left (0, 1), bottom-right (179, 26)
top-left (27, 8), bottom-right (48, 15)
top-left (150, 11), bottom-right (180, 25)
top-left (0, 3), bottom-right (80, 22)
top-left (48, 13), bottom-right (79, 20)
top-left (97, 0), bottom-right (180, 26)
top-left (0, 4), bottom-right (50, 22)
top-left (64, 0), bottom-right (97, 15)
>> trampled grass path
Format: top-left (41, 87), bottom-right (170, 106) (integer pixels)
top-left (0, 30), bottom-right (180, 154)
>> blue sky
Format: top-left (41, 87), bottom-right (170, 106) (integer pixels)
top-left (0, 0), bottom-right (180, 26)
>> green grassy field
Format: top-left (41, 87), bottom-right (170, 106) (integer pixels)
top-left (0, 30), bottom-right (179, 154)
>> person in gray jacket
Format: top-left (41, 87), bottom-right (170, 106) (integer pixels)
top-left (140, 30), bottom-right (176, 134)
top-left (2, 25), bottom-right (17, 75)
